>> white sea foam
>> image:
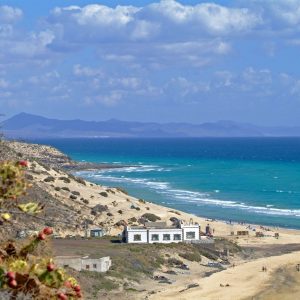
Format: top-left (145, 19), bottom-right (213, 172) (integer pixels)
top-left (76, 170), bottom-right (300, 218)
top-left (88, 164), bottom-right (171, 174)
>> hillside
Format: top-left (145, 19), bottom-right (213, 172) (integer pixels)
top-left (3, 113), bottom-right (300, 138)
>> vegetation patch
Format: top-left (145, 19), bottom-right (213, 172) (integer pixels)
top-left (61, 186), bottom-right (70, 192)
top-left (116, 187), bottom-right (128, 195)
top-left (59, 176), bottom-right (71, 183)
top-left (142, 213), bottom-right (161, 222)
top-left (71, 191), bottom-right (80, 196)
top-left (179, 252), bottom-right (202, 262)
top-left (43, 176), bottom-right (55, 182)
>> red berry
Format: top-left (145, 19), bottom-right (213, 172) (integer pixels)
top-left (64, 280), bottom-right (72, 288)
top-left (47, 263), bottom-right (55, 272)
top-left (73, 285), bottom-right (81, 292)
top-left (19, 161), bottom-right (28, 167)
top-left (76, 291), bottom-right (82, 298)
top-left (57, 293), bottom-right (68, 300)
top-left (43, 227), bottom-right (53, 235)
top-left (38, 232), bottom-right (46, 240)
top-left (6, 271), bottom-right (16, 280)
top-left (8, 279), bottom-right (17, 288)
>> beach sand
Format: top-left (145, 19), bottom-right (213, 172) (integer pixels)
top-left (149, 251), bottom-right (300, 300)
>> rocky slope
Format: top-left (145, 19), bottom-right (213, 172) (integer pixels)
top-left (0, 140), bottom-right (192, 240)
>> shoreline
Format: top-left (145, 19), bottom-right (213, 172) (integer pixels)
top-left (74, 163), bottom-right (300, 231)
top-left (5, 139), bottom-right (300, 232)
top-left (3, 139), bottom-right (300, 299)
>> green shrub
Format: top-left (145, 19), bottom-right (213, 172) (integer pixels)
top-left (59, 176), bottom-right (71, 183)
top-left (116, 187), bottom-right (128, 195)
top-left (128, 217), bottom-right (137, 223)
top-left (71, 191), bottom-right (80, 196)
top-left (99, 191), bottom-right (108, 197)
top-left (75, 177), bottom-right (86, 185)
top-left (167, 257), bottom-right (183, 266)
top-left (179, 252), bottom-right (202, 262)
top-left (142, 213), bottom-right (161, 222)
top-left (44, 176), bottom-right (55, 182)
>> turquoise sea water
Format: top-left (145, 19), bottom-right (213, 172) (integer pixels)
top-left (33, 138), bottom-right (300, 229)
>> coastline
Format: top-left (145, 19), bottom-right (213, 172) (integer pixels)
top-left (7, 139), bottom-right (300, 232)
top-left (74, 164), bottom-right (300, 232)
top-left (3, 139), bottom-right (300, 299)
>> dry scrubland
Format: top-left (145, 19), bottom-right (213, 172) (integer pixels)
top-left (1, 140), bottom-right (300, 299)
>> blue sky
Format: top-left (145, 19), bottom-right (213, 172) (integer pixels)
top-left (1, 0), bottom-right (300, 125)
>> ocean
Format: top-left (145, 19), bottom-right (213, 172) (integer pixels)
top-left (33, 138), bottom-right (300, 229)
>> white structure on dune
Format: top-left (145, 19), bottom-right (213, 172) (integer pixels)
top-left (55, 256), bottom-right (112, 273)
top-left (124, 221), bottom-right (201, 244)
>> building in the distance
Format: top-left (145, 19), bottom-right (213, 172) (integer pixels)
top-left (89, 228), bottom-right (106, 238)
top-left (124, 221), bottom-right (201, 244)
top-left (55, 255), bottom-right (111, 273)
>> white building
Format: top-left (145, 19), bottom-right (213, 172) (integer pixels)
top-left (55, 256), bottom-right (112, 273)
top-left (124, 221), bottom-right (200, 244)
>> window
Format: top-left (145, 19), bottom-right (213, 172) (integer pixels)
top-left (163, 234), bottom-right (171, 241)
top-left (86, 265), bottom-right (90, 270)
top-left (151, 234), bottom-right (159, 241)
top-left (93, 264), bottom-right (97, 269)
top-left (186, 231), bottom-right (196, 239)
top-left (173, 234), bottom-right (181, 241)
top-left (133, 234), bottom-right (141, 241)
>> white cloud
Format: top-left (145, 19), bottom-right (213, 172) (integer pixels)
top-left (109, 77), bottom-right (141, 89)
top-left (0, 5), bottom-right (22, 23)
top-left (9, 30), bottom-right (55, 58)
top-left (53, 4), bottom-right (139, 27)
top-left (266, 0), bottom-right (300, 25)
top-left (97, 91), bottom-right (123, 106)
top-left (73, 64), bottom-right (103, 77)
top-left (48, 1), bottom-right (261, 47)
top-left (148, 0), bottom-right (261, 34)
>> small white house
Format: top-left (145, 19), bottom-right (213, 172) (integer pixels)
top-left (55, 256), bottom-right (111, 273)
top-left (124, 221), bottom-right (200, 244)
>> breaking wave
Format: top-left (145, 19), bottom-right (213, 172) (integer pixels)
top-left (76, 167), bottom-right (300, 218)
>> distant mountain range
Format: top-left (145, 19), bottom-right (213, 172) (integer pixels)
top-left (2, 113), bottom-right (300, 138)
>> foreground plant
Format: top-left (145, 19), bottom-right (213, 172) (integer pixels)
top-left (0, 161), bottom-right (82, 299)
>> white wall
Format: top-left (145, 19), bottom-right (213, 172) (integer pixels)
top-left (148, 228), bottom-right (183, 244)
top-left (126, 229), bottom-right (148, 243)
top-left (55, 256), bottom-right (112, 273)
top-left (126, 225), bottom-right (201, 244)
top-left (82, 257), bottom-right (111, 272)
top-left (182, 225), bottom-right (200, 241)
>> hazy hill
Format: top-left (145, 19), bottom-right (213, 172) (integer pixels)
top-left (2, 112), bottom-right (300, 138)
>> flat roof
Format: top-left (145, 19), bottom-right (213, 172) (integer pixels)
top-left (128, 226), bottom-right (180, 230)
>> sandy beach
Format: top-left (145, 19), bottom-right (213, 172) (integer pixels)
top-left (4, 141), bottom-right (300, 300)
top-left (149, 250), bottom-right (300, 300)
